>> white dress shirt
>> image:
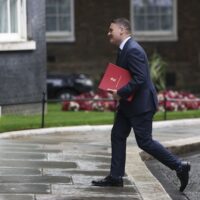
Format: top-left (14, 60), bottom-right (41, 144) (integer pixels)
top-left (119, 36), bottom-right (131, 50)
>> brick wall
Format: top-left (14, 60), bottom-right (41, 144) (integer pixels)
top-left (47, 0), bottom-right (200, 93)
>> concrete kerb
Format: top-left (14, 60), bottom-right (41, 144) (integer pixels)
top-left (0, 118), bottom-right (200, 200)
top-left (126, 146), bottom-right (172, 200)
top-left (0, 118), bottom-right (200, 139)
top-left (0, 125), bottom-right (113, 139)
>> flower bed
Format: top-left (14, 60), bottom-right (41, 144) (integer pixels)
top-left (158, 90), bottom-right (200, 111)
top-left (62, 90), bottom-right (200, 112)
top-left (62, 91), bottom-right (116, 112)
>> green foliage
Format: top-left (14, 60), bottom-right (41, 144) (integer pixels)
top-left (149, 52), bottom-right (167, 91)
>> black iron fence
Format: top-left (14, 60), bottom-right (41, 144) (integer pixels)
top-left (162, 97), bottom-right (200, 120)
top-left (1, 92), bottom-right (200, 129)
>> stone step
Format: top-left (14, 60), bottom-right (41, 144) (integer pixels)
top-left (0, 160), bottom-right (77, 169)
top-left (0, 168), bottom-right (42, 176)
top-left (0, 143), bottom-right (42, 149)
top-left (35, 195), bottom-right (142, 200)
top-left (48, 153), bottom-right (111, 163)
top-left (0, 194), bottom-right (34, 200)
top-left (0, 140), bottom-right (43, 148)
top-left (71, 176), bottom-right (133, 186)
top-left (0, 183), bottom-right (50, 194)
top-left (0, 152), bottom-right (47, 160)
top-left (43, 169), bottom-right (109, 177)
top-left (0, 176), bottom-right (72, 184)
top-left (19, 137), bottom-right (101, 145)
top-left (14, 139), bottom-right (61, 145)
top-left (51, 184), bottom-right (139, 197)
top-left (0, 147), bottom-right (61, 153)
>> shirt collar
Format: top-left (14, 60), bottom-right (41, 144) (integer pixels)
top-left (119, 36), bottom-right (131, 50)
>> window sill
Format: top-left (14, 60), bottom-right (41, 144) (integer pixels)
top-left (133, 32), bottom-right (178, 42)
top-left (0, 40), bottom-right (36, 51)
top-left (46, 35), bottom-right (75, 43)
top-left (134, 35), bottom-right (178, 42)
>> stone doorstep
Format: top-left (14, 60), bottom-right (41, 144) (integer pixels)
top-left (126, 136), bottom-right (200, 200)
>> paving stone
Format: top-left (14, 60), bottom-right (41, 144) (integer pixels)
top-left (61, 144), bottom-right (108, 152)
top-left (75, 160), bottom-right (109, 171)
top-left (51, 184), bottom-right (138, 196)
top-left (0, 147), bottom-right (61, 153)
top-left (0, 183), bottom-right (50, 194)
top-left (0, 160), bottom-right (77, 169)
top-left (17, 138), bottom-right (62, 145)
top-left (36, 195), bottom-right (142, 200)
top-left (89, 151), bottom-right (111, 156)
top-left (43, 169), bottom-right (109, 177)
top-left (63, 155), bottom-right (111, 163)
top-left (96, 164), bottom-right (110, 170)
top-left (0, 176), bottom-right (72, 184)
top-left (0, 168), bottom-right (42, 176)
top-left (72, 175), bottom-right (133, 186)
top-left (0, 152), bottom-right (47, 160)
top-left (20, 137), bottom-right (77, 144)
top-left (0, 194), bottom-right (34, 200)
top-left (0, 143), bottom-right (42, 149)
top-left (0, 141), bottom-right (42, 148)
top-left (48, 153), bottom-right (111, 163)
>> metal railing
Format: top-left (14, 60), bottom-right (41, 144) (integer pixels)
top-left (162, 96), bottom-right (200, 120)
top-left (1, 92), bottom-right (200, 128)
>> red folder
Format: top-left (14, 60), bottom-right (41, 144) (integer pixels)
top-left (98, 63), bottom-right (134, 101)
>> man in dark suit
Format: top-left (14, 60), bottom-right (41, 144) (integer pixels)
top-left (92, 18), bottom-right (190, 192)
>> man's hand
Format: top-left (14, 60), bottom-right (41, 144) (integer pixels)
top-left (107, 89), bottom-right (121, 100)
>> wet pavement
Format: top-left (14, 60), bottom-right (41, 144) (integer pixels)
top-left (0, 122), bottom-right (199, 199)
top-left (0, 132), bottom-right (142, 200)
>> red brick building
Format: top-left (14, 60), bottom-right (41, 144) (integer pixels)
top-left (46, 0), bottom-right (200, 93)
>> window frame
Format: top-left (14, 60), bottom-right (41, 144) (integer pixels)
top-left (0, 0), bottom-right (27, 42)
top-left (0, 0), bottom-right (36, 51)
top-left (46, 0), bottom-right (75, 43)
top-left (130, 0), bottom-right (178, 42)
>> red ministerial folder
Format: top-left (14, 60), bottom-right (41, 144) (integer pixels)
top-left (98, 63), bottom-right (134, 101)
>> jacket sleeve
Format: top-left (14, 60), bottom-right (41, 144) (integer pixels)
top-left (117, 47), bottom-right (147, 99)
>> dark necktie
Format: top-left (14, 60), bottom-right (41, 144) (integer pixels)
top-left (116, 48), bottom-right (122, 65)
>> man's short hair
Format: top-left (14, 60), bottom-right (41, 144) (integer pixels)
top-left (111, 18), bottom-right (131, 33)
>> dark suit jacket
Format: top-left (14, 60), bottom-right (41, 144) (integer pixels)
top-left (116, 38), bottom-right (158, 116)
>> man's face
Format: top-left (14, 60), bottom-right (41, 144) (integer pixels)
top-left (107, 23), bottom-right (123, 46)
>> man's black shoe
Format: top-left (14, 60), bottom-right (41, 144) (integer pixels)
top-left (91, 175), bottom-right (123, 187)
top-left (177, 161), bottom-right (191, 192)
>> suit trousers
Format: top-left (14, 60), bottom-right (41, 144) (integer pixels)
top-left (110, 110), bottom-right (181, 178)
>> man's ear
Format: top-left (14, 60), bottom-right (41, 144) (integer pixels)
top-left (119, 26), bottom-right (124, 35)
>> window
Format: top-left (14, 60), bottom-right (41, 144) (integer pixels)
top-left (46, 0), bottom-right (75, 42)
top-left (130, 0), bottom-right (177, 41)
top-left (0, 0), bottom-right (27, 42)
top-left (0, 0), bottom-right (35, 51)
